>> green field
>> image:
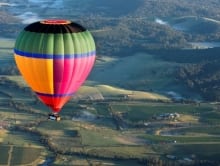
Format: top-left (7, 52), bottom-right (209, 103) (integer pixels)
top-left (0, 145), bottom-right (43, 165)
top-left (90, 53), bottom-right (182, 93)
top-left (110, 102), bottom-right (213, 122)
top-left (154, 143), bottom-right (220, 161)
top-left (165, 126), bottom-right (220, 136)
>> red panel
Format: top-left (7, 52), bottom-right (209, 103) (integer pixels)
top-left (37, 95), bottom-right (71, 113)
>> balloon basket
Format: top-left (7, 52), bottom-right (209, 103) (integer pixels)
top-left (48, 113), bottom-right (61, 121)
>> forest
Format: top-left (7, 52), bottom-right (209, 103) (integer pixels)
top-left (1, 0), bottom-right (220, 55)
top-left (147, 48), bottom-right (220, 101)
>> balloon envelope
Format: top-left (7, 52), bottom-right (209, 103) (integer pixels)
top-left (14, 19), bottom-right (96, 113)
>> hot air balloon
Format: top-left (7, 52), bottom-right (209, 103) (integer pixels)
top-left (14, 19), bottom-right (96, 121)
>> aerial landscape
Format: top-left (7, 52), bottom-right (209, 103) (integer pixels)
top-left (1, 0), bottom-right (220, 165)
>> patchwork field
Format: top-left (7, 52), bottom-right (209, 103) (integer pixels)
top-left (0, 145), bottom-right (44, 165)
top-left (0, 80), bottom-right (220, 165)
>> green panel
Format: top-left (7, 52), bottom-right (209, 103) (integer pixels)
top-left (15, 31), bottom-right (29, 51)
top-left (72, 33), bottom-right (84, 54)
top-left (14, 31), bottom-right (25, 49)
top-left (53, 33), bottom-right (64, 55)
top-left (41, 33), bottom-right (54, 55)
top-left (14, 30), bottom-right (95, 55)
top-left (63, 33), bottom-right (75, 55)
top-left (23, 32), bottom-right (36, 52)
top-left (81, 31), bottom-right (96, 53)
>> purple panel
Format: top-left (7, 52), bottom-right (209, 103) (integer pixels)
top-left (53, 58), bottom-right (64, 94)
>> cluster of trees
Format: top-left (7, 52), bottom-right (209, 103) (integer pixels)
top-left (87, 18), bottom-right (189, 56)
top-left (86, 0), bottom-right (143, 17)
top-left (86, 17), bottom-right (220, 57)
top-left (0, 65), bottom-right (19, 75)
top-left (83, 0), bottom-right (220, 21)
top-left (2, 0), bottom-right (220, 56)
top-left (0, 77), bottom-right (28, 92)
top-left (77, 0), bottom-right (220, 57)
top-left (178, 61), bottom-right (220, 101)
top-left (135, 0), bottom-right (220, 20)
top-left (139, 157), bottom-right (220, 166)
top-left (150, 48), bottom-right (220, 101)
top-left (0, 77), bottom-right (41, 105)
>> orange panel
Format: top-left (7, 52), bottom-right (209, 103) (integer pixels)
top-left (14, 54), bottom-right (54, 94)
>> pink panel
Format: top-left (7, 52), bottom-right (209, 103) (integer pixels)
top-left (54, 55), bottom-right (95, 95)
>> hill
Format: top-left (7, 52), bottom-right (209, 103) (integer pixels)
top-left (77, 84), bottom-right (169, 101)
top-left (5, 75), bottom-right (170, 102)
top-left (149, 47), bottom-right (220, 101)
top-left (91, 54), bottom-right (179, 92)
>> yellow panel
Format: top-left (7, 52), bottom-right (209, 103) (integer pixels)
top-left (14, 54), bottom-right (54, 94)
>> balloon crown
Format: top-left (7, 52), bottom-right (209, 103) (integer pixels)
top-left (40, 19), bottom-right (71, 25)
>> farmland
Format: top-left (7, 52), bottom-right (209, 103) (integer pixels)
top-left (0, 40), bottom-right (220, 165)
top-left (0, 145), bottom-right (43, 165)
top-left (1, 73), bottom-right (220, 165)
